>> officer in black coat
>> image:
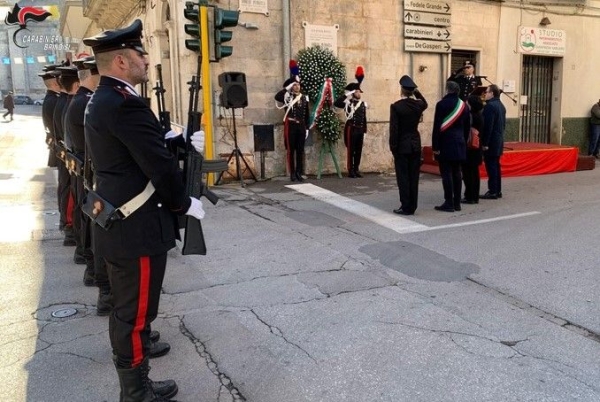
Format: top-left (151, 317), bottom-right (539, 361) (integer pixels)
top-left (447, 60), bottom-right (483, 101)
top-left (334, 66), bottom-right (368, 178)
top-left (64, 56), bottom-right (101, 288)
top-left (389, 75), bottom-right (428, 215)
top-left (53, 66), bottom-right (79, 247)
top-left (275, 67), bottom-right (310, 182)
top-left (38, 64), bottom-right (61, 168)
top-left (83, 19), bottom-right (204, 401)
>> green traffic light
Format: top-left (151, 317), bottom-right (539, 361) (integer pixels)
top-left (214, 8), bottom-right (239, 28)
top-left (184, 2), bottom-right (199, 22)
top-left (215, 45), bottom-right (233, 59)
top-left (185, 39), bottom-right (201, 52)
top-left (184, 24), bottom-right (199, 37)
top-left (213, 7), bottom-right (238, 60)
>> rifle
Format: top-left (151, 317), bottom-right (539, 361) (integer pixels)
top-left (182, 57), bottom-right (219, 255)
top-left (153, 64), bottom-right (171, 133)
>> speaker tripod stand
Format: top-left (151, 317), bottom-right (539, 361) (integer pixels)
top-left (216, 108), bottom-right (257, 187)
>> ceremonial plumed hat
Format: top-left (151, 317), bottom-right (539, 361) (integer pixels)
top-left (283, 59), bottom-right (300, 89)
top-left (399, 75), bottom-right (417, 90)
top-left (83, 19), bottom-right (147, 55)
top-left (344, 66), bottom-right (365, 94)
top-left (463, 60), bottom-right (475, 68)
top-left (38, 63), bottom-right (62, 79)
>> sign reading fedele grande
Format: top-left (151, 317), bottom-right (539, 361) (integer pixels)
top-left (518, 26), bottom-right (566, 56)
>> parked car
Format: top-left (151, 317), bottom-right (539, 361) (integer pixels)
top-left (33, 99), bottom-right (44, 106)
top-left (13, 95), bottom-right (34, 105)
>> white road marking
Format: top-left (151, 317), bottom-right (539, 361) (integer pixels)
top-left (286, 183), bottom-right (540, 234)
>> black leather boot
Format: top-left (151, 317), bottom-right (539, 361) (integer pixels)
top-left (96, 289), bottom-right (113, 316)
top-left (115, 357), bottom-right (177, 401)
top-left (149, 330), bottom-right (160, 343)
top-left (148, 341), bottom-right (171, 359)
top-left (83, 265), bottom-right (95, 287)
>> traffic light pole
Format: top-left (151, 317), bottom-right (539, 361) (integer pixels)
top-left (199, 5), bottom-right (215, 185)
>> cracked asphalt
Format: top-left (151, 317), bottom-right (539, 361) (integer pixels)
top-left (2, 107), bottom-right (600, 401)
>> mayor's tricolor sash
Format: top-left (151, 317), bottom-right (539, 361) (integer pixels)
top-left (441, 99), bottom-right (466, 132)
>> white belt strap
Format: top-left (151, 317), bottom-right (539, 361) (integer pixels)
top-left (118, 181), bottom-right (155, 218)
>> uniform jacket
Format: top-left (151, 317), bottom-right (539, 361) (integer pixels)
top-left (53, 92), bottom-right (69, 143)
top-left (334, 95), bottom-right (367, 134)
top-left (275, 89), bottom-right (309, 128)
top-left (389, 92), bottom-right (428, 155)
top-left (432, 93), bottom-right (470, 162)
top-left (65, 86), bottom-right (93, 157)
top-left (481, 97), bottom-right (506, 157)
top-left (85, 76), bottom-right (190, 259)
top-left (591, 102), bottom-right (600, 125)
top-left (448, 73), bottom-right (482, 101)
top-left (42, 90), bottom-right (59, 143)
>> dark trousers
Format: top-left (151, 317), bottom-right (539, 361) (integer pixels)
top-left (483, 153), bottom-right (502, 195)
top-left (284, 121), bottom-right (305, 176)
top-left (439, 160), bottom-right (462, 207)
top-left (393, 151), bottom-right (421, 213)
top-left (107, 253), bottom-right (167, 368)
top-left (461, 160), bottom-right (480, 202)
top-left (345, 125), bottom-right (364, 173)
top-left (57, 163), bottom-right (73, 231)
top-left (71, 174), bottom-right (84, 256)
top-left (3, 109), bottom-right (13, 120)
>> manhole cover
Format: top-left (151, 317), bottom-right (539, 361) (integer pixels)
top-left (51, 308), bottom-right (77, 318)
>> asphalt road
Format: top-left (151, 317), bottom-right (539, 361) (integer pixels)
top-left (1, 107), bottom-right (600, 401)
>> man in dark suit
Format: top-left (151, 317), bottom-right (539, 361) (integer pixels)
top-left (448, 60), bottom-right (483, 101)
top-left (431, 81), bottom-right (471, 212)
top-left (389, 75), bottom-right (428, 215)
top-left (84, 20), bottom-right (204, 401)
top-left (38, 65), bottom-right (61, 168)
top-left (480, 84), bottom-right (506, 199)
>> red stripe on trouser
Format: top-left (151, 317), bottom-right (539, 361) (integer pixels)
top-left (132, 256), bottom-right (151, 366)
top-left (66, 190), bottom-right (75, 225)
top-left (284, 122), bottom-right (291, 174)
top-left (345, 126), bottom-right (352, 172)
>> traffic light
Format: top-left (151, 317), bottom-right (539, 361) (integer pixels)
top-left (183, 2), bottom-right (200, 52)
top-left (213, 7), bottom-right (239, 61)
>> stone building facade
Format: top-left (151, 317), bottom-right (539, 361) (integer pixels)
top-left (58, 0), bottom-right (600, 178)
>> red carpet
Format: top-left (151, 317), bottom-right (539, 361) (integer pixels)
top-left (421, 142), bottom-right (580, 178)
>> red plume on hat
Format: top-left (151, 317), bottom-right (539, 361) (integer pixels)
top-left (355, 66), bottom-right (364, 84)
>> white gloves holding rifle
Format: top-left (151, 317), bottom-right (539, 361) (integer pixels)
top-left (190, 130), bottom-right (205, 153)
top-left (186, 197), bottom-right (205, 220)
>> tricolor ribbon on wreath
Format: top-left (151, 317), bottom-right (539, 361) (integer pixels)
top-left (309, 77), bottom-right (335, 130)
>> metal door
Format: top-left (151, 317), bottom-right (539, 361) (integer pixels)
top-left (520, 56), bottom-right (553, 142)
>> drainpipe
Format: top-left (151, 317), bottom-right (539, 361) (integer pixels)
top-left (282, 0), bottom-right (291, 77)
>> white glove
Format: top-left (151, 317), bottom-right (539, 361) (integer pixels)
top-left (190, 130), bottom-right (205, 153)
top-left (185, 197), bottom-right (205, 220)
top-left (305, 130), bottom-right (309, 139)
top-left (164, 129), bottom-right (180, 140)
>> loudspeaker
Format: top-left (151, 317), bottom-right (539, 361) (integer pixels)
top-left (253, 124), bottom-right (275, 152)
top-left (218, 72), bottom-right (248, 109)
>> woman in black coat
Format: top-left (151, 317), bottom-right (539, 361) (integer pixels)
top-left (461, 95), bottom-right (484, 204)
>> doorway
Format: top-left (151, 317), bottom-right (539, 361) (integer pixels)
top-left (520, 56), bottom-right (553, 143)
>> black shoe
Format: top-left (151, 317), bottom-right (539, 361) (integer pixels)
top-left (480, 192), bottom-right (498, 200)
top-left (151, 378), bottom-right (178, 399)
top-left (393, 208), bottom-right (413, 216)
top-left (149, 341), bottom-right (171, 359)
top-left (63, 237), bottom-right (76, 247)
top-left (290, 174), bottom-right (297, 182)
top-left (497, 192), bottom-right (503, 198)
top-left (454, 205), bottom-right (462, 211)
top-left (74, 254), bottom-right (86, 265)
top-left (83, 267), bottom-right (95, 287)
top-left (354, 171), bottom-right (363, 178)
top-left (434, 204), bottom-right (455, 212)
top-left (460, 198), bottom-right (476, 204)
top-left (149, 330), bottom-right (160, 343)
top-left (96, 290), bottom-right (113, 316)
top-left (116, 357), bottom-right (177, 401)
top-left (348, 171), bottom-right (356, 178)
top-left (295, 173), bottom-right (304, 182)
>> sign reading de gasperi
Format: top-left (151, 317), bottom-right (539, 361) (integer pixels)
top-left (518, 26), bottom-right (566, 56)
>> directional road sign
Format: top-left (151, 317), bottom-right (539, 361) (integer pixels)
top-left (404, 0), bottom-right (451, 15)
top-left (404, 39), bottom-right (451, 53)
top-left (403, 11), bottom-right (451, 27)
top-left (404, 25), bottom-right (451, 41)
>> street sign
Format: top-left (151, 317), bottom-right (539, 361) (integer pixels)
top-left (403, 11), bottom-right (451, 27)
top-left (404, 39), bottom-right (451, 53)
top-left (404, 0), bottom-right (451, 15)
top-left (404, 25), bottom-right (451, 41)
